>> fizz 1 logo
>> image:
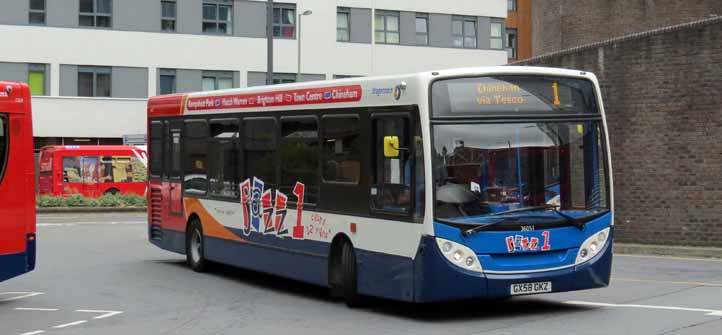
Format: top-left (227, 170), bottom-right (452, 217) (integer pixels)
top-left (506, 231), bottom-right (551, 253)
top-left (239, 177), bottom-right (306, 239)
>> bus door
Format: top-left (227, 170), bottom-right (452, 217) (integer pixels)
top-left (167, 121), bottom-right (183, 216)
top-left (0, 114), bottom-right (25, 256)
top-left (80, 156), bottom-right (100, 197)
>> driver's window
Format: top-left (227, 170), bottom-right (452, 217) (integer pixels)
top-left (371, 116), bottom-right (410, 215)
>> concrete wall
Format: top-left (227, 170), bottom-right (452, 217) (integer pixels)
top-left (518, 17), bottom-right (722, 247)
top-left (532, 0), bottom-right (722, 56)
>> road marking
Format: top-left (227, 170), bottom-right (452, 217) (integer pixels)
top-left (18, 331), bottom-right (45, 335)
top-left (76, 309), bottom-right (124, 319)
top-left (15, 308), bottom-right (59, 311)
top-left (52, 320), bottom-right (88, 329)
top-left (0, 292), bottom-right (44, 302)
top-left (565, 300), bottom-right (722, 316)
top-left (614, 277), bottom-right (722, 287)
top-left (616, 254), bottom-right (722, 263)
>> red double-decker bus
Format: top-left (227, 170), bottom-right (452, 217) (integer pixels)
top-left (38, 145), bottom-right (148, 198)
top-left (0, 82), bottom-right (36, 283)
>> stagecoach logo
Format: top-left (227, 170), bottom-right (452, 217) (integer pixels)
top-left (393, 85), bottom-right (403, 100)
top-left (506, 231), bottom-right (551, 253)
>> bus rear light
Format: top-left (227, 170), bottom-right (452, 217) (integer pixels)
top-left (350, 222), bottom-right (357, 234)
top-left (575, 228), bottom-right (610, 265)
top-left (27, 234), bottom-right (35, 241)
top-left (435, 238), bottom-right (483, 273)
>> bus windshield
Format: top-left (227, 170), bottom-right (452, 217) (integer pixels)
top-left (432, 121), bottom-right (609, 225)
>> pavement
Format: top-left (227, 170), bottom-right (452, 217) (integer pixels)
top-left (0, 212), bottom-right (721, 335)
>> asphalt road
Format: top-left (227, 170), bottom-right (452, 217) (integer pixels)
top-left (1, 213), bottom-right (721, 335)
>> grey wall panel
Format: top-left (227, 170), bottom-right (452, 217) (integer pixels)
top-left (60, 65), bottom-right (78, 96)
top-left (112, 67), bottom-right (148, 98)
top-left (178, 0), bottom-right (202, 34)
top-left (299, 74), bottom-right (325, 82)
top-left (399, 12), bottom-right (416, 46)
top-left (349, 8), bottom-right (371, 44)
top-left (247, 72), bottom-right (266, 87)
top-left (0, 63), bottom-right (28, 83)
top-left (235, 1), bottom-right (266, 38)
top-left (429, 14), bottom-right (452, 48)
top-left (177, 69), bottom-right (203, 93)
top-left (115, 0), bottom-right (160, 31)
top-left (478, 17), bottom-right (491, 49)
top-left (0, 1), bottom-right (28, 25)
top-left (47, 0), bottom-right (79, 28)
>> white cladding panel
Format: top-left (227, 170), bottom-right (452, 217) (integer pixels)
top-left (31, 97), bottom-right (147, 138)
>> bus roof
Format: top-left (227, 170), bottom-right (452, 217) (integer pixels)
top-left (0, 81), bottom-right (31, 115)
top-left (147, 66), bottom-right (599, 118)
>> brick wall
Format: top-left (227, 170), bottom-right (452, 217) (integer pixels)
top-left (533, 0), bottom-right (722, 56)
top-left (518, 18), bottom-right (722, 247)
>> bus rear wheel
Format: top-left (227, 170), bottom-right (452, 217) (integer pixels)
top-left (341, 242), bottom-right (362, 307)
top-left (186, 219), bottom-right (207, 272)
top-left (104, 188), bottom-right (120, 195)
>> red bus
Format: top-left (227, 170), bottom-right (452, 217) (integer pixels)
top-left (38, 145), bottom-right (148, 198)
top-left (0, 82), bottom-right (36, 283)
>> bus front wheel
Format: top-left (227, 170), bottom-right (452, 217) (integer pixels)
top-left (341, 242), bottom-right (362, 307)
top-left (186, 219), bottom-right (207, 272)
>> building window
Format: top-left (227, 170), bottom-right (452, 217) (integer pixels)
top-left (161, 0), bottom-right (177, 32)
top-left (29, 0), bottom-right (46, 25)
top-left (491, 22), bottom-right (503, 49)
top-left (79, 0), bottom-right (112, 28)
top-left (508, 0), bottom-right (517, 11)
top-left (273, 4), bottom-right (296, 38)
top-left (202, 1), bottom-right (232, 35)
top-left (28, 64), bottom-right (46, 96)
top-left (452, 17), bottom-right (477, 48)
top-left (337, 8), bottom-right (350, 42)
top-left (375, 11), bottom-right (400, 44)
top-left (415, 13), bottom-right (429, 46)
top-left (202, 71), bottom-right (233, 91)
top-left (273, 73), bottom-right (296, 85)
top-left (78, 66), bottom-right (111, 97)
top-left (506, 28), bottom-right (517, 59)
top-left (159, 69), bottom-right (176, 95)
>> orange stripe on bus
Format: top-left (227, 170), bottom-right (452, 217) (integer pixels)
top-left (184, 198), bottom-right (245, 243)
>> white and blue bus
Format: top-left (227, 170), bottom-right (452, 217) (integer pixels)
top-left (147, 66), bottom-right (613, 305)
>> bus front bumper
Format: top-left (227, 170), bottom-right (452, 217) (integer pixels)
top-left (414, 234), bottom-right (613, 302)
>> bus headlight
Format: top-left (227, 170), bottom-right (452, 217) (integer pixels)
top-left (575, 228), bottom-right (610, 265)
top-left (435, 238), bottom-right (483, 273)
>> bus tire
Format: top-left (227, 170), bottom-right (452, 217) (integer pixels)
top-left (104, 188), bottom-right (120, 195)
top-left (341, 242), bottom-right (362, 307)
top-left (186, 219), bottom-right (207, 273)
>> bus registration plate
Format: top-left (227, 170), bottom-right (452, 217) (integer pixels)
top-left (510, 282), bottom-right (552, 295)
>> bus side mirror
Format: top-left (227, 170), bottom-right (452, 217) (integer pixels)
top-left (384, 136), bottom-right (400, 158)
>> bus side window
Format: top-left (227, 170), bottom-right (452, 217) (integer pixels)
top-left (62, 156), bottom-right (82, 183)
top-left (371, 116), bottom-right (410, 215)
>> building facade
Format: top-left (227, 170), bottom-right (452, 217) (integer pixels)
top-left (0, 0), bottom-right (508, 148)
top-left (504, 0), bottom-right (532, 61)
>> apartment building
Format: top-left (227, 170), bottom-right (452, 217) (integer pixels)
top-left (0, 0), bottom-right (507, 147)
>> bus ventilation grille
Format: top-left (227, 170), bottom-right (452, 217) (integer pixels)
top-left (150, 186), bottom-right (163, 240)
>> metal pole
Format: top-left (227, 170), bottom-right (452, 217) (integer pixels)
top-left (297, 13), bottom-right (302, 80)
top-left (266, 0), bottom-right (274, 85)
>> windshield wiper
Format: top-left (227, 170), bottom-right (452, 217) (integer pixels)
top-left (461, 205), bottom-right (586, 237)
